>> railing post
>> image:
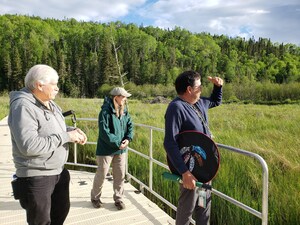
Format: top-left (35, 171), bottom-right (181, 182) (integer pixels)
top-left (125, 151), bottom-right (129, 177)
top-left (149, 128), bottom-right (153, 190)
top-left (261, 157), bottom-right (269, 225)
top-left (74, 121), bottom-right (77, 164)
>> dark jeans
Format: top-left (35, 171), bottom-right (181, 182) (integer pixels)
top-left (18, 168), bottom-right (70, 225)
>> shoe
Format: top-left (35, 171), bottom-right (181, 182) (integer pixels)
top-left (91, 199), bottom-right (103, 208)
top-left (115, 201), bottom-right (125, 210)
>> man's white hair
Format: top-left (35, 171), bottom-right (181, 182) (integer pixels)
top-left (24, 64), bottom-right (59, 90)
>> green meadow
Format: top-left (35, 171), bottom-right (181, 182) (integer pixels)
top-left (1, 95), bottom-right (299, 225)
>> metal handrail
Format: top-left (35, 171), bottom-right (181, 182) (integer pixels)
top-left (66, 118), bottom-right (268, 225)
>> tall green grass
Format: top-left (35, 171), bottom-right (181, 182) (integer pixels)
top-left (1, 95), bottom-right (299, 225)
top-left (0, 95), bottom-right (10, 120)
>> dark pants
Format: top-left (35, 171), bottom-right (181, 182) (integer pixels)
top-left (18, 168), bottom-right (70, 225)
top-left (176, 184), bottom-right (212, 225)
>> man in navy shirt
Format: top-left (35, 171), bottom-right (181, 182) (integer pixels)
top-left (164, 70), bottom-right (223, 225)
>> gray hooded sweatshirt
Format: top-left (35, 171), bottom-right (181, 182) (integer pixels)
top-left (8, 87), bottom-right (72, 177)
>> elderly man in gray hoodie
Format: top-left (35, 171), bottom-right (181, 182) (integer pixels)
top-left (8, 64), bottom-right (87, 225)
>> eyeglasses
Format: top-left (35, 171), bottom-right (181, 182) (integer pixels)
top-left (42, 81), bottom-right (58, 86)
top-left (193, 85), bottom-right (202, 90)
top-left (41, 82), bottom-right (60, 90)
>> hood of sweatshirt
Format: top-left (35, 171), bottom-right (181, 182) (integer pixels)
top-left (10, 87), bottom-right (44, 109)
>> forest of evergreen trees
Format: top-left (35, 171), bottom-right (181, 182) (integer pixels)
top-left (0, 14), bottom-right (299, 100)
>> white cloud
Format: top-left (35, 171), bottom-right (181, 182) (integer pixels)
top-left (0, 0), bottom-right (146, 22)
top-left (248, 9), bottom-right (269, 14)
top-left (209, 19), bottom-right (226, 32)
top-left (142, 0), bottom-right (300, 44)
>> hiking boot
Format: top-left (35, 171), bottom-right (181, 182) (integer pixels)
top-left (115, 201), bottom-right (125, 210)
top-left (91, 199), bottom-right (103, 208)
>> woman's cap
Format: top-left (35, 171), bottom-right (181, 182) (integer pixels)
top-left (110, 87), bottom-right (131, 97)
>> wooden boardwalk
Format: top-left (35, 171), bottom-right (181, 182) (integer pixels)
top-left (0, 117), bottom-right (175, 225)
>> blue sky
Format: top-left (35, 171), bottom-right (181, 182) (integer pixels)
top-left (1, 0), bottom-right (299, 45)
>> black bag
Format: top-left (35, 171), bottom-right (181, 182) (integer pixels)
top-left (167, 130), bottom-right (220, 183)
top-left (11, 175), bottom-right (21, 200)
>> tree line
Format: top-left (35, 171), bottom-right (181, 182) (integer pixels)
top-left (0, 14), bottom-right (299, 101)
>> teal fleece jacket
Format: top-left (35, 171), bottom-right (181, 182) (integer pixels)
top-left (96, 96), bottom-right (134, 156)
top-left (8, 88), bottom-right (72, 177)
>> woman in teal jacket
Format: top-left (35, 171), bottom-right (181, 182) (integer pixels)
top-left (91, 87), bottom-right (134, 210)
